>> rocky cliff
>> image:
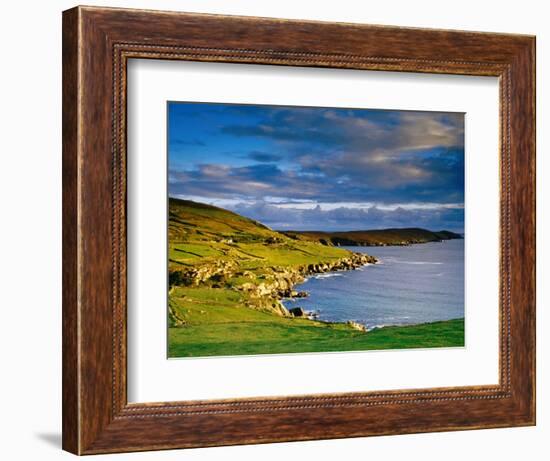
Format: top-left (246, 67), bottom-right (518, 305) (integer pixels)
top-left (168, 198), bottom-right (378, 319)
top-left (170, 250), bottom-right (376, 317)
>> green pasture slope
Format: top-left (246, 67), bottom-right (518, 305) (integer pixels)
top-left (167, 198), bottom-right (464, 358)
top-left (168, 198), bottom-right (349, 271)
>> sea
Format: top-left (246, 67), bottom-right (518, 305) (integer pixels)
top-left (282, 239), bottom-right (464, 330)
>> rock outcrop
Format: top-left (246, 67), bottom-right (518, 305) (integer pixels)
top-left (169, 259), bottom-right (237, 287)
top-left (289, 307), bottom-right (306, 317)
top-left (346, 320), bottom-right (367, 331)
top-left (233, 252), bottom-right (377, 316)
top-left (169, 251), bottom-right (377, 318)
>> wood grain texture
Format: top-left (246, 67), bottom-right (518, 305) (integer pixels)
top-left (61, 7), bottom-right (80, 454)
top-left (62, 5), bottom-right (536, 455)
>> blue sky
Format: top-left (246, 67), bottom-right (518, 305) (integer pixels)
top-left (168, 102), bottom-right (464, 232)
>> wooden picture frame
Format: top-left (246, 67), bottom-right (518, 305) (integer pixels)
top-left (62, 5), bottom-right (535, 455)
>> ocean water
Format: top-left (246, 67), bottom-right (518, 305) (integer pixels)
top-left (282, 239), bottom-right (464, 329)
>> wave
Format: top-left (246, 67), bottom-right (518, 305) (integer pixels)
top-left (366, 324), bottom-right (389, 331)
top-left (366, 321), bottom-right (412, 331)
top-left (313, 273), bottom-right (344, 279)
top-left (355, 263), bottom-right (374, 271)
top-left (396, 261), bottom-right (443, 265)
top-left (378, 257), bottom-right (442, 265)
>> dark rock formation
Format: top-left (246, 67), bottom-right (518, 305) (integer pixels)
top-left (289, 307), bottom-right (305, 317)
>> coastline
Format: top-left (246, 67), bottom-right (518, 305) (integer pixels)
top-left (167, 199), bottom-right (464, 357)
top-left (279, 238), bottom-right (462, 332)
top-left (267, 251), bottom-right (378, 323)
top-left (170, 240), bottom-right (460, 338)
top-left (167, 243), bottom-right (464, 357)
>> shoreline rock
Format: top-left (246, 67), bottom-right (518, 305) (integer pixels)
top-left (346, 320), bottom-right (367, 332)
top-left (288, 307), bottom-right (306, 317)
top-left (260, 252), bottom-right (378, 318)
top-left (169, 251), bottom-right (377, 322)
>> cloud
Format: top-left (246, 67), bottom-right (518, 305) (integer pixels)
top-left (228, 201), bottom-right (464, 232)
top-left (245, 151), bottom-right (283, 162)
top-left (168, 103), bottom-right (465, 230)
top-left (222, 108), bottom-right (463, 154)
top-left (168, 148), bottom-right (463, 205)
top-left (169, 163), bottom-right (305, 200)
top-left (211, 108), bottom-right (464, 204)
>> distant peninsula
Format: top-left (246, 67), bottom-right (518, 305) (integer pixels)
top-left (281, 228), bottom-right (463, 247)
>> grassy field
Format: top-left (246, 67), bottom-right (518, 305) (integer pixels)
top-left (167, 198), bottom-right (464, 358)
top-left (168, 199), bottom-right (350, 271)
top-left (168, 285), bottom-right (464, 357)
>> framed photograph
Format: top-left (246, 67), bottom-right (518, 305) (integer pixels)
top-left (62, 6), bottom-right (535, 455)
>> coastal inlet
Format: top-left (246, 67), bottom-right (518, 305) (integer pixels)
top-left (283, 239), bottom-right (465, 331)
top-left (167, 198), bottom-right (465, 358)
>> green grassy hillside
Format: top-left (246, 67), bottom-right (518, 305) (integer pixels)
top-left (169, 198), bottom-right (351, 273)
top-left (168, 198), bottom-right (372, 318)
top-left (167, 198), bottom-right (463, 358)
top-left (282, 227), bottom-right (462, 247)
